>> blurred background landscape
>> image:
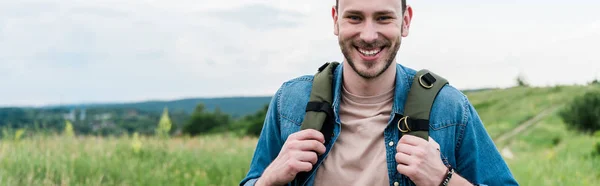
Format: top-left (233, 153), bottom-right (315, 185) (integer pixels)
top-left (1, 0), bottom-right (600, 185)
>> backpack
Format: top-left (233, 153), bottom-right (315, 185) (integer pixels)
top-left (301, 61), bottom-right (448, 140)
top-left (295, 61), bottom-right (448, 184)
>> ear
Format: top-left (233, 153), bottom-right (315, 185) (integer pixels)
top-left (332, 6), bottom-right (339, 36)
top-left (401, 5), bottom-right (413, 37)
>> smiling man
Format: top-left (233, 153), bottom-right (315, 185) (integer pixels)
top-left (240, 0), bottom-right (518, 185)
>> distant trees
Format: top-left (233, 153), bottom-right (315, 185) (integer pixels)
top-left (0, 107), bottom-right (180, 136)
top-left (0, 108), bottom-right (34, 128)
top-left (183, 104), bottom-right (230, 136)
top-left (181, 103), bottom-right (269, 137)
top-left (244, 105), bottom-right (268, 137)
top-left (1, 102), bottom-right (269, 138)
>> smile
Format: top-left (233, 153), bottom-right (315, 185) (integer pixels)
top-left (355, 46), bottom-right (385, 60)
top-left (357, 47), bottom-right (382, 56)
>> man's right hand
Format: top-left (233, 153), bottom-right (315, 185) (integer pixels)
top-left (256, 129), bottom-right (327, 186)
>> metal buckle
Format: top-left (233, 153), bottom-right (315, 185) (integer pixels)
top-left (397, 116), bottom-right (411, 133)
top-left (418, 74), bottom-right (434, 89)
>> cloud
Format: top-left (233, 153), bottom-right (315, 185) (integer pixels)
top-left (0, 0), bottom-right (330, 106)
top-left (205, 4), bottom-right (304, 30)
top-left (0, 0), bottom-right (599, 107)
top-left (68, 6), bottom-right (130, 18)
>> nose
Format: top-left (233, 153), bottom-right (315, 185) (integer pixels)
top-left (359, 20), bottom-right (378, 43)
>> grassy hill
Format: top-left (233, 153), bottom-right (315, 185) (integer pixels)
top-left (465, 84), bottom-right (600, 185)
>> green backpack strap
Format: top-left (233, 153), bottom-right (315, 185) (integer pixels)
top-left (400, 69), bottom-right (449, 140)
top-left (295, 62), bottom-right (339, 186)
top-left (300, 62), bottom-right (339, 142)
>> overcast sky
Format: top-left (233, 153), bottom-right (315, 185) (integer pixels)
top-left (1, 0), bottom-right (599, 107)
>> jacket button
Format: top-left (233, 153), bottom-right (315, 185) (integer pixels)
top-left (388, 141), bottom-right (394, 146)
top-left (394, 181), bottom-right (399, 186)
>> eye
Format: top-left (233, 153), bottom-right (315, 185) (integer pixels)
top-left (347, 15), bottom-right (361, 21)
top-left (377, 16), bottom-right (392, 21)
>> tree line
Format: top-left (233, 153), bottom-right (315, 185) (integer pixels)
top-left (0, 103), bottom-right (268, 138)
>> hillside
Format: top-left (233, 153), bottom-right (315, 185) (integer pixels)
top-left (464, 84), bottom-right (600, 185)
top-left (42, 96), bottom-right (272, 118)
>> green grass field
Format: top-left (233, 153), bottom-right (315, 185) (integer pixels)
top-left (1, 85), bottom-right (600, 185)
top-left (0, 134), bottom-right (257, 186)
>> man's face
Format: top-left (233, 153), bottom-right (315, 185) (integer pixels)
top-left (333, 0), bottom-right (412, 79)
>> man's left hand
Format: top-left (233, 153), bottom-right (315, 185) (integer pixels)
top-left (395, 135), bottom-right (448, 186)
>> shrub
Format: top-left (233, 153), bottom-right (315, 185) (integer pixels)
top-left (551, 136), bottom-right (561, 146)
top-left (559, 90), bottom-right (600, 133)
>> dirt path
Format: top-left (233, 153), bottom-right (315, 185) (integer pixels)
top-left (495, 105), bottom-right (563, 145)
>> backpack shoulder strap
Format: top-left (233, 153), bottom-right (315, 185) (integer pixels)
top-left (295, 62), bottom-right (339, 185)
top-left (300, 62), bottom-right (339, 136)
top-left (400, 69), bottom-right (449, 140)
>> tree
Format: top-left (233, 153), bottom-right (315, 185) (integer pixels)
top-left (183, 104), bottom-right (230, 136)
top-left (245, 105), bottom-right (269, 137)
top-left (155, 107), bottom-right (172, 138)
top-left (516, 73), bottom-right (529, 87)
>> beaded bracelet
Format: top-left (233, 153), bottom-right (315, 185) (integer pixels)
top-left (439, 166), bottom-right (454, 186)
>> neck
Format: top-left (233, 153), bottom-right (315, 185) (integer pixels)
top-left (342, 62), bottom-right (396, 97)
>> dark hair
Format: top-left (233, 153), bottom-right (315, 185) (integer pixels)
top-left (335, 0), bottom-right (407, 13)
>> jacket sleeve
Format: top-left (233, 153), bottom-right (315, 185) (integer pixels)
top-left (240, 86), bottom-right (285, 186)
top-left (455, 97), bottom-right (519, 186)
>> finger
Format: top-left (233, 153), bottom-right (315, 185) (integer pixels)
top-left (396, 163), bottom-right (414, 177)
top-left (396, 143), bottom-right (418, 155)
top-left (395, 151), bottom-right (414, 166)
top-left (295, 151), bottom-right (319, 165)
top-left (288, 140), bottom-right (326, 155)
top-left (399, 134), bottom-right (428, 146)
top-left (301, 140), bottom-right (327, 155)
top-left (290, 160), bottom-right (313, 173)
top-left (291, 129), bottom-right (325, 144)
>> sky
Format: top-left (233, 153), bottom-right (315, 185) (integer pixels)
top-left (1, 0), bottom-right (599, 107)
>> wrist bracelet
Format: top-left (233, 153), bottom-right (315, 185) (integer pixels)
top-left (439, 166), bottom-right (454, 186)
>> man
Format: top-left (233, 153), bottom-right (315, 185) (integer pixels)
top-left (241, 0), bottom-right (518, 185)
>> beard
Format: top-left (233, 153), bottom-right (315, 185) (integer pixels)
top-left (339, 34), bottom-right (401, 79)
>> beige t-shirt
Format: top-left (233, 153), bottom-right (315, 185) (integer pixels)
top-left (314, 85), bottom-right (394, 185)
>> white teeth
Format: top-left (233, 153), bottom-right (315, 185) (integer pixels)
top-left (358, 48), bottom-right (381, 56)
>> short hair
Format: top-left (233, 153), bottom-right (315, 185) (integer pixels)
top-left (335, 0), bottom-right (407, 13)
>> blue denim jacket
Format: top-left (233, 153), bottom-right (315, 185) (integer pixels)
top-left (241, 63), bottom-right (518, 186)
